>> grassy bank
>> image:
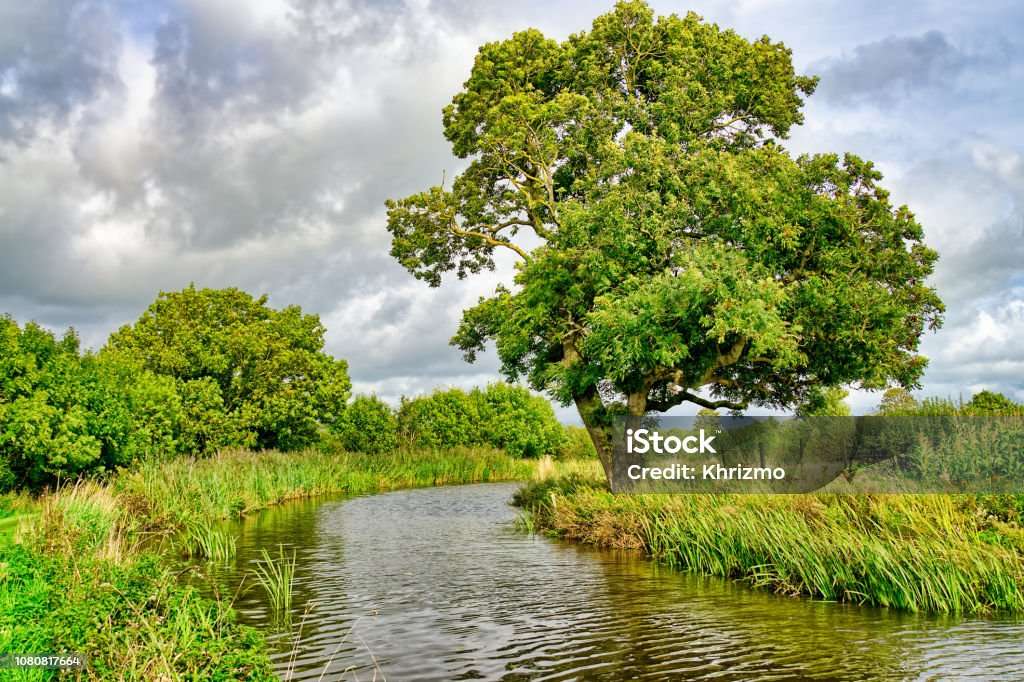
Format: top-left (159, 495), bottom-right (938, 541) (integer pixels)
top-left (0, 447), bottom-right (537, 680)
top-left (515, 469), bottom-right (1024, 614)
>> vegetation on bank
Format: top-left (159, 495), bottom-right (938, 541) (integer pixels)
top-left (516, 392), bottom-right (1024, 615)
top-left (516, 475), bottom-right (1024, 615)
top-left (0, 447), bottom-right (540, 680)
top-left (332, 383), bottom-right (582, 459)
top-left (1, 285), bottom-right (581, 494)
top-left (0, 283), bottom-right (589, 678)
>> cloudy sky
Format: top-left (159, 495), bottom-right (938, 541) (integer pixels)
top-left (1, 0), bottom-right (1022, 418)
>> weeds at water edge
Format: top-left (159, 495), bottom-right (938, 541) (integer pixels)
top-left (253, 544), bottom-right (297, 622)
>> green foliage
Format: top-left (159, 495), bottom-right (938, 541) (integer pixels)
top-left (334, 394), bottom-right (399, 454)
top-left (386, 1), bottom-right (943, 475)
top-left (473, 382), bottom-right (565, 457)
top-left (0, 317), bottom-right (183, 489)
top-left (516, 474), bottom-right (1024, 614)
top-left (396, 383), bottom-right (565, 457)
top-left (797, 386), bottom-right (851, 416)
top-left (967, 390), bottom-right (1020, 414)
top-left (0, 317), bottom-right (100, 488)
top-left (107, 285), bottom-right (351, 452)
top-left (398, 388), bottom-right (480, 449)
top-left (1, 286), bottom-right (352, 491)
top-left (878, 387), bottom-right (918, 414)
top-left (557, 425), bottom-right (599, 459)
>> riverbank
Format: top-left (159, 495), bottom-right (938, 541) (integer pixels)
top-left (514, 472), bottom-right (1024, 614)
top-left (0, 447), bottom-right (539, 680)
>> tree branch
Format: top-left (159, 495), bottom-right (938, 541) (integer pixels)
top-left (647, 386), bottom-right (747, 412)
top-left (448, 221), bottom-right (531, 261)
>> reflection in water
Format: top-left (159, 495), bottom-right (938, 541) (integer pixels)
top-left (194, 484), bottom-right (1024, 680)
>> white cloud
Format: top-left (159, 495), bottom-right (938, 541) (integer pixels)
top-left (0, 0), bottom-right (1022, 416)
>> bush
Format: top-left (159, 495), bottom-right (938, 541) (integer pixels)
top-left (473, 383), bottom-right (565, 458)
top-left (966, 390), bottom-right (1020, 415)
top-left (334, 395), bottom-right (398, 454)
top-left (396, 383), bottom-right (565, 457)
top-left (557, 425), bottom-right (598, 460)
top-left (397, 388), bottom-right (480, 449)
top-left (0, 319), bottom-right (113, 488)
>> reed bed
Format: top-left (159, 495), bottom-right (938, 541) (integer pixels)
top-left (112, 446), bottom-right (534, 537)
top-left (515, 473), bottom-right (1024, 614)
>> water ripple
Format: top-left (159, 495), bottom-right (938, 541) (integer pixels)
top-left (197, 484), bottom-right (1024, 681)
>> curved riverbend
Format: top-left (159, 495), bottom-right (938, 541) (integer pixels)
top-left (199, 483), bottom-right (1024, 680)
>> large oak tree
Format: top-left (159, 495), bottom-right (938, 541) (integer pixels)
top-left (386, 1), bottom-right (943, 483)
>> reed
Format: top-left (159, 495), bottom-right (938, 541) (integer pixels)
top-left (182, 519), bottom-right (237, 563)
top-left (113, 446), bottom-right (535, 537)
top-left (252, 544), bottom-right (297, 620)
top-left (515, 473), bottom-right (1024, 614)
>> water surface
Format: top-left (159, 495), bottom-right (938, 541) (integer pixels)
top-left (196, 483), bottom-right (1024, 680)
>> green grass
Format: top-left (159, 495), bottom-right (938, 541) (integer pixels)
top-left (181, 519), bottom-right (237, 564)
top-left (1, 446), bottom-right (545, 680)
top-left (515, 468), bottom-right (1024, 614)
top-left (0, 547), bottom-right (271, 680)
top-left (252, 545), bottom-right (297, 622)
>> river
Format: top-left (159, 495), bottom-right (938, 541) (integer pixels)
top-left (195, 483), bottom-right (1024, 680)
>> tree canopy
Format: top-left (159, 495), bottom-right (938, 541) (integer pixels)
top-left (386, 1), bottom-right (943, 480)
top-left (106, 286), bottom-right (351, 451)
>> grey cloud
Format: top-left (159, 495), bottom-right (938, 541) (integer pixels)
top-left (1, 0), bottom-right (1023, 415)
top-left (811, 30), bottom-right (1010, 106)
top-left (0, 1), bottom-right (122, 144)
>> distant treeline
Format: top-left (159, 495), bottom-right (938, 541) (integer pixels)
top-left (875, 387), bottom-right (1022, 416)
top-left (0, 286), bottom-right (593, 492)
top-left (333, 385), bottom-right (595, 460)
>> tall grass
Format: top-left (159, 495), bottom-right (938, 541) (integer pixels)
top-left (113, 446), bottom-right (535, 539)
top-left (515, 472), bottom-right (1024, 614)
top-left (182, 519), bottom-right (237, 563)
top-left (253, 544), bottom-right (297, 621)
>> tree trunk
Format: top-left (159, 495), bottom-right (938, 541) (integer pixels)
top-left (620, 391), bottom-right (647, 492)
top-left (574, 390), bottom-right (614, 483)
top-left (573, 389), bottom-right (648, 491)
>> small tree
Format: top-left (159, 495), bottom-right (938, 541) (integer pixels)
top-left (397, 388), bottom-right (480, 450)
top-left (966, 390), bottom-right (1018, 414)
top-left (335, 395), bottom-right (398, 454)
top-left (798, 387), bottom-right (851, 417)
top-left (386, 1), bottom-right (942, 483)
top-left (877, 387), bottom-right (918, 415)
top-left (107, 286), bottom-right (351, 451)
top-left (473, 382), bottom-right (565, 457)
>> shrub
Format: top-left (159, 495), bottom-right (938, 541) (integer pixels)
top-left (557, 425), bottom-right (598, 460)
top-left (334, 395), bottom-right (398, 454)
top-left (966, 390), bottom-right (1020, 415)
top-left (0, 318), bottom-right (110, 488)
top-left (397, 388), bottom-right (480, 449)
top-left (397, 383), bottom-right (565, 457)
top-left (473, 383), bottom-right (565, 458)
top-left (878, 387), bottom-right (918, 414)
